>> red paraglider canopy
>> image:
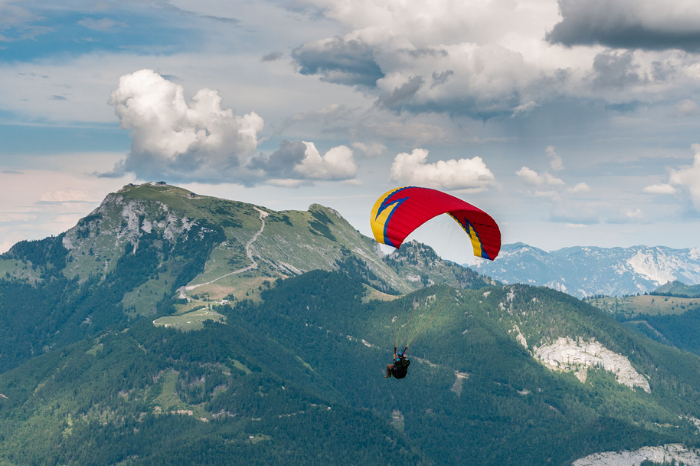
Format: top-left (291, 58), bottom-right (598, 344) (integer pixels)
top-left (370, 186), bottom-right (501, 261)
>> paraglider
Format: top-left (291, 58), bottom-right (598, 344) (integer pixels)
top-left (385, 346), bottom-right (410, 379)
top-left (371, 186), bottom-right (501, 379)
top-left (370, 186), bottom-right (501, 261)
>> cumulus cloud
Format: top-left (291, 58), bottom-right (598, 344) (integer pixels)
top-left (249, 140), bottom-right (357, 183)
top-left (643, 145), bottom-right (700, 212)
top-left (292, 37), bottom-right (384, 88)
top-left (516, 167), bottom-right (565, 186)
top-left (643, 183), bottom-right (676, 194)
top-left (351, 142), bottom-right (386, 157)
top-left (248, 140), bottom-right (307, 178)
top-left (293, 142), bottom-right (357, 180)
top-left (590, 51), bottom-right (643, 90)
top-left (290, 0), bottom-right (700, 120)
top-left (389, 148), bottom-right (495, 191)
top-left (568, 182), bottom-right (590, 193)
top-left (289, 0), bottom-right (556, 118)
top-left (668, 144), bottom-right (700, 211)
top-left (546, 0), bottom-right (700, 52)
top-left (375, 76), bottom-right (424, 111)
top-left (546, 145), bottom-right (564, 171)
top-left (107, 69), bottom-right (264, 183)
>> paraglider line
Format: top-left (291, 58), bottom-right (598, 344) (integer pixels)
top-left (405, 292), bottom-right (451, 349)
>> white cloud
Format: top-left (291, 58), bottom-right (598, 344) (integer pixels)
top-left (516, 167), bottom-right (565, 186)
top-left (546, 145), bottom-right (564, 171)
top-left (568, 182), bottom-right (591, 193)
top-left (668, 144), bottom-right (700, 210)
top-left (265, 179), bottom-right (309, 188)
top-left (511, 100), bottom-right (539, 117)
top-left (294, 0), bottom-right (700, 119)
top-left (351, 141), bottom-right (386, 157)
top-left (516, 167), bottom-right (541, 185)
top-left (294, 142), bottom-right (357, 180)
top-left (389, 148), bottom-right (495, 191)
top-left (643, 183), bottom-right (676, 194)
top-left (675, 99), bottom-right (699, 117)
top-left (566, 223), bottom-right (587, 228)
top-left (109, 69), bottom-right (264, 182)
top-left (342, 178), bottom-right (364, 186)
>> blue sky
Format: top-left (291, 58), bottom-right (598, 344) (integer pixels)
top-left (1, 0), bottom-right (700, 262)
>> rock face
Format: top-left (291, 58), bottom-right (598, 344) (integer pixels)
top-left (468, 243), bottom-right (700, 298)
top-left (534, 337), bottom-right (650, 392)
top-left (573, 444), bottom-right (700, 466)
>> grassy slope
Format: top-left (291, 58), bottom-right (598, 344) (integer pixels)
top-left (584, 292), bottom-right (700, 358)
top-left (586, 295), bottom-right (700, 318)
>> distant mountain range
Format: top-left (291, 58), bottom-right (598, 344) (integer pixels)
top-left (467, 242), bottom-right (700, 298)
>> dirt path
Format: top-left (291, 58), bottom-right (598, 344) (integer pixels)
top-left (182, 208), bottom-right (269, 293)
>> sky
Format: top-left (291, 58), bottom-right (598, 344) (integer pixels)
top-left (1, 0), bottom-right (700, 264)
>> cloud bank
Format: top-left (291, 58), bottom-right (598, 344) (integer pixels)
top-left (291, 0), bottom-right (700, 119)
top-left (546, 0), bottom-right (700, 52)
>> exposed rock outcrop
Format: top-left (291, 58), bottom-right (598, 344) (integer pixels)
top-left (534, 337), bottom-right (650, 392)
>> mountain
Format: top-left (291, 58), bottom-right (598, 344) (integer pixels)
top-left (467, 242), bottom-right (700, 299)
top-left (0, 182), bottom-right (489, 373)
top-left (653, 280), bottom-right (700, 298)
top-left (4, 270), bottom-right (700, 464)
top-left (3, 183), bottom-right (700, 465)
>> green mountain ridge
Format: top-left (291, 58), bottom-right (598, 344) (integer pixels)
top-left (2, 183), bottom-right (700, 464)
top-left (653, 280), bottom-right (700, 298)
top-left (0, 183), bottom-right (490, 373)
